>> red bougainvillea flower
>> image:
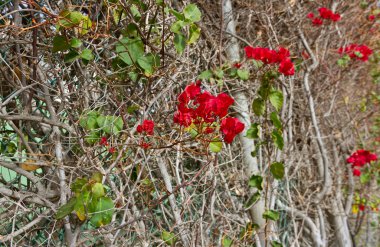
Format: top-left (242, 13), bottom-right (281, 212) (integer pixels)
top-left (307, 12), bottom-right (314, 19)
top-left (100, 136), bottom-right (109, 146)
top-left (347, 149), bottom-right (378, 167)
top-left (137, 120), bottom-right (155, 135)
top-left (338, 44), bottom-right (373, 61)
top-left (312, 18), bottom-right (323, 26)
top-left (220, 117), bottom-right (245, 143)
top-left (279, 58), bottom-right (295, 76)
top-left (369, 15), bottom-right (375, 21)
top-left (359, 204), bottom-right (365, 211)
top-left (244, 46), bottom-right (294, 76)
top-left (352, 169), bottom-right (361, 177)
top-left (276, 47), bottom-right (290, 62)
top-left (139, 141), bottom-right (151, 149)
top-left (318, 7), bottom-right (340, 21)
top-left (233, 62), bottom-right (242, 69)
top-left (109, 147), bottom-right (116, 154)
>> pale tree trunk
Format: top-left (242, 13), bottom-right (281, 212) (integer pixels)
top-left (222, 0), bottom-right (266, 245)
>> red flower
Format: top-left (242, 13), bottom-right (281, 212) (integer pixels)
top-left (312, 18), bottom-right (323, 26)
top-left (369, 15), bottom-right (375, 21)
top-left (359, 204), bottom-right (365, 211)
top-left (244, 46), bottom-right (278, 64)
top-left (233, 62), bottom-right (242, 69)
top-left (137, 120), bottom-right (155, 135)
top-left (307, 12), bottom-right (314, 19)
top-left (347, 149), bottom-right (378, 167)
top-left (276, 47), bottom-right (290, 62)
top-left (220, 117), bottom-right (245, 143)
top-left (352, 169), bottom-right (361, 177)
top-left (279, 58), bottom-right (295, 76)
top-left (318, 7), bottom-right (334, 19)
top-left (331, 13), bottom-right (341, 22)
top-left (339, 44), bottom-right (373, 61)
top-left (139, 141), bottom-right (151, 149)
top-left (100, 136), bottom-right (108, 146)
top-left (109, 147), bottom-right (116, 154)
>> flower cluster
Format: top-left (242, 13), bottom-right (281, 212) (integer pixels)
top-left (346, 149), bottom-right (378, 176)
top-left (137, 120), bottom-right (154, 135)
top-left (173, 82), bottom-right (244, 143)
top-left (244, 46), bottom-right (295, 76)
top-left (338, 44), bottom-right (373, 61)
top-left (136, 120), bottom-right (155, 149)
top-left (307, 7), bottom-right (341, 26)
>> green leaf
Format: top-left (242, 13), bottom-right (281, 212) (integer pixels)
top-left (114, 117), bottom-right (123, 132)
top-left (244, 192), bottom-right (261, 209)
top-left (169, 9), bottom-right (185, 21)
top-left (137, 53), bottom-right (160, 76)
top-left (269, 90), bottom-right (283, 111)
top-left (89, 197), bottom-right (115, 227)
top-left (270, 112), bottom-right (282, 130)
top-left (91, 172), bottom-right (103, 183)
top-left (80, 15), bottom-right (92, 35)
top-left (183, 4), bottom-right (201, 22)
top-left (86, 115), bottom-right (98, 130)
top-left (237, 69), bottom-right (249, 80)
top-left (248, 174), bottom-right (263, 190)
top-left (81, 49), bottom-right (94, 61)
top-left (360, 172), bottom-right (371, 184)
top-left (222, 235), bottom-right (233, 247)
top-left (85, 131), bottom-right (100, 144)
top-left (198, 70), bottom-right (213, 80)
top-left (188, 24), bottom-right (201, 44)
top-left (252, 98), bottom-right (265, 116)
top-left (96, 115), bottom-right (106, 128)
top-left (263, 210), bottom-right (280, 221)
top-left (71, 177), bottom-right (88, 194)
top-left (209, 139), bottom-right (222, 153)
top-left (69, 11), bottom-right (84, 25)
top-left (52, 36), bottom-right (70, 53)
top-left (170, 20), bottom-right (186, 34)
top-left (271, 240), bottom-right (283, 247)
top-left (116, 37), bottom-right (144, 65)
top-left (70, 38), bottom-right (82, 48)
top-left (74, 191), bottom-right (91, 221)
top-left (64, 50), bottom-right (80, 63)
top-left (56, 197), bottom-right (77, 219)
top-left (246, 123), bottom-right (259, 139)
top-left (161, 230), bottom-right (177, 245)
top-left (130, 4), bottom-right (141, 19)
top-left (270, 162), bottom-right (284, 179)
top-left (174, 33), bottom-right (186, 54)
top-left (214, 68), bottom-right (224, 79)
top-left (271, 129), bottom-right (284, 150)
top-left (92, 183), bottom-right (105, 198)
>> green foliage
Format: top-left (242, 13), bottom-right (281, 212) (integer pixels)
top-left (237, 69), bottom-right (250, 80)
top-left (246, 123), bottom-right (260, 139)
top-left (270, 162), bottom-right (285, 179)
top-left (263, 210), bottom-right (280, 221)
top-left (169, 4), bottom-right (202, 54)
top-left (209, 139), bottom-right (223, 153)
top-left (161, 230), bottom-right (177, 245)
top-left (271, 129), bottom-right (284, 150)
top-left (269, 90), bottom-right (283, 112)
top-left (56, 174), bottom-right (114, 228)
top-left (222, 235), bottom-right (233, 247)
top-left (244, 192), bottom-right (261, 209)
top-left (53, 36), bottom-right (70, 52)
top-left (252, 98), bottom-right (265, 116)
top-left (249, 174), bottom-right (263, 190)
